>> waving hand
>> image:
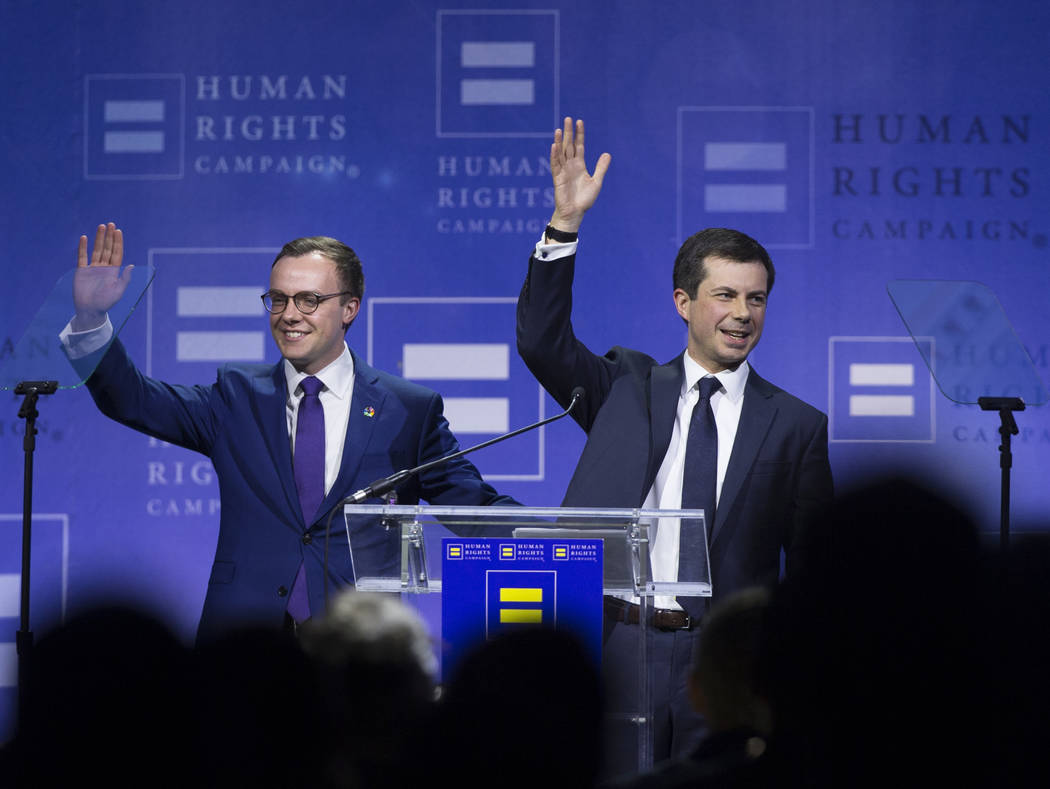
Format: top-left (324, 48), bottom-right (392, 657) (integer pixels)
top-left (548, 117), bottom-right (611, 234)
top-left (72, 222), bottom-right (134, 331)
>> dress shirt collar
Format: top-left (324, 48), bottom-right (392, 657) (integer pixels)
top-left (283, 343), bottom-right (355, 400)
top-left (681, 353), bottom-right (749, 404)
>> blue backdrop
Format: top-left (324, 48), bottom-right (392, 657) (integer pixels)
top-left (2, 0), bottom-right (1049, 733)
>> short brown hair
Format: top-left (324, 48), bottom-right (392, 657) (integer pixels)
top-left (672, 228), bottom-right (775, 299)
top-left (272, 236), bottom-right (365, 301)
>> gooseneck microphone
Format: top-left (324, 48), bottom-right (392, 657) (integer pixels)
top-left (345, 386), bottom-right (585, 504)
top-left (321, 386), bottom-right (585, 611)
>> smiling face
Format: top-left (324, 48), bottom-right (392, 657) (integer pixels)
top-left (268, 252), bottom-right (360, 374)
top-left (674, 256), bottom-right (768, 373)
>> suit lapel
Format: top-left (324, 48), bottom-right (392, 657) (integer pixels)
top-left (646, 355), bottom-right (684, 491)
top-left (316, 353), bottom-right (387, 524)
top-left (253, 363), bottom-right (304, 526)
top-left (711, 369), bottom-right (778, 546)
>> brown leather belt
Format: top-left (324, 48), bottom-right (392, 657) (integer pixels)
top-left (603, 596), bottom-right (694, 631)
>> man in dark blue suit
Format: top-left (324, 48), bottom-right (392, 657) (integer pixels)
top-left (516, 119), bottom-right (833, 766)
top-left (67, 224), bottom-right (515, 643)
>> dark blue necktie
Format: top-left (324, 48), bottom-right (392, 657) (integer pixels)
top-left (288, 375), bottom-right (325, 623)
top-left (678, 376), bottom-right (720, 619)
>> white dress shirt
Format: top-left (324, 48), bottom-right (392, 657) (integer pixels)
top-left (59, 315), bottom-right (114, 358)
top-left (643, 354), bottom-right (749, 607)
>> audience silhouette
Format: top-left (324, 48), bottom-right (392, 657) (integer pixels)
top-left (3, 475), bottom-right (1047, 788)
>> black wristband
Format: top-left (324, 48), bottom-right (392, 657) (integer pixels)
top-left (544, 224), bottom-right (579, 243)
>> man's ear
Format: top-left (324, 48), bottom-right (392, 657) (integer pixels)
top-left (342, 296), bottom-right (361, 331)
top-left (673, 288), bottom-right (692, 322)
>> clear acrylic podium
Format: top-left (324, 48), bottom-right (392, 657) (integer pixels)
top-left (343, 504), bottom-right (712, 772)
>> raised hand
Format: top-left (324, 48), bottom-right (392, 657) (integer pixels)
top-left (548, 117), bottom-right (612, 233)
top-left (72, 222), bottom-right (134, 331)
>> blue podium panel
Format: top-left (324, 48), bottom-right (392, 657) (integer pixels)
top-left (442, 538), bottom-right (602, 677)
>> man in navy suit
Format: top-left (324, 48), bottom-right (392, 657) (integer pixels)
top-left (67, 224), bottom-right (515, 643)
top-left (516, 119), bottom-right (833, 766)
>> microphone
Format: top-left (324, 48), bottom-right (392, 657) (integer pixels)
top-left (344, 386), bottom-right (585, 504)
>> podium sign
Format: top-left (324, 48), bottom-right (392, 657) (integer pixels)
top-left (441, 538), bottom-right (603, 676)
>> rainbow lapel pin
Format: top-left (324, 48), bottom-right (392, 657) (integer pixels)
top-left (363, 406), bottom-right (376, 418)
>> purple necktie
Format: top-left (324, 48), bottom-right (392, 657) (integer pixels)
top-left (679, 376), bottom-right (720, 620)
top-left (288, 376), bottom-right (325, 623)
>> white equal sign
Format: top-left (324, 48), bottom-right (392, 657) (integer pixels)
top-left (402, 343), bottom-right (509, 433)
top-left (703, 142), bottom-right (787, 213)
top-left (0, 572), bottom-right (20, 688)
top-left (175, 286), bottom-right (265, 362)
top-left (848, 363), bottom-right (915, 416)
top-left (460, 41), bottom-right (535, 105)
top-left (103, 99), bottom-right (166, 153)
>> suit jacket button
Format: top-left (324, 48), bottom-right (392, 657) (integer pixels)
top-left (302, 532), bottom-right (313, 545)
top-left (277, 586), bottom-right (288, 597)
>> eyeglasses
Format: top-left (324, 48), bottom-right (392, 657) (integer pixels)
top-left (261, 290), bottom-right (352, 314)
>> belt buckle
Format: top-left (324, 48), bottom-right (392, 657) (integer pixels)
top-left (654, 607), bottom-right (690, 631)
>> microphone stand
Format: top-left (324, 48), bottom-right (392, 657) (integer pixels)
top-left (978, 396), bottom-right (1024, 551)
top-left (14, 380), bottom-right (58, 685)
top-left (321, 388), bottom-right (585, 612)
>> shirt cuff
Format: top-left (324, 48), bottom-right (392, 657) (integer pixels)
top-left (533, 237), bottom-right (578, 261)
top-left (59, 315), bottom-right (114, 359)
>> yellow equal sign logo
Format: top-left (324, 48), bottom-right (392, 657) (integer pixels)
top-left (499, 587), bottom-right (543, 623)
top-left (448, 544), bottom-right (462, 558)
top-left (553, 545), bottom-right (568, 560)
top-left (500, 544), bottom-right (516, 559)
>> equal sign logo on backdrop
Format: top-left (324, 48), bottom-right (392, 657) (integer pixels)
top-left (103, 99), bottom-right (167, 154)
top-left (703, 142), bottom-right (788, 213)
top-left (436, 10), bottom-right (558, 137)
top-left (367, 298), bottom-right (544, 481)
top-left (677, 107), bottom-right (814, 249)
top-left (0, 570), bottom-right (19, 691)
top-left (84, 74), bottom-right (184, 179)
top-left (829, 337), bottom-right (936, 443)
top-left (174, 286), bottom-right (265, 363)
top-left (459, 41), bottom-right (536, 106)
top-left (145, 249), bottom-right (278, 380)
top-left (402, 342), bottom-right (510, 434)
top-left (848, 362), bottom-right (916, 418)
top-left (0, 515), bottom-right (69, 691)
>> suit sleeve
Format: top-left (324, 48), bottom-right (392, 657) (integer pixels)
top-left (516, 252), bottom-right (621, 432)
top-left (85, 337), bottom-right (221, 455)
